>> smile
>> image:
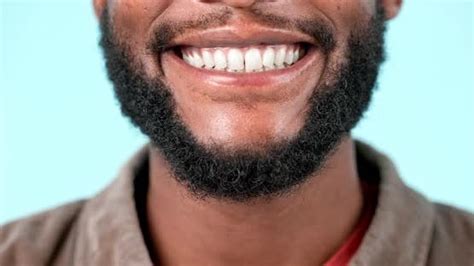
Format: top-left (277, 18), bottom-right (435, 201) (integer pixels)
top-left (179, 43), bottom-right (307, 73)
top-left (160, 27), bottom-right (325, 99)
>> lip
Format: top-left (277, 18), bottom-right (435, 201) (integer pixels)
top-left (166, 26), bottom-right (319, 49)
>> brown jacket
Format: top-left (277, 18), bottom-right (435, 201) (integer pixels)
top-left (1, 142), bottom-right (474, 266)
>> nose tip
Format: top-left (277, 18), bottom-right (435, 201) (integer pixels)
top-left (200, 0), bottom-right (259, 8)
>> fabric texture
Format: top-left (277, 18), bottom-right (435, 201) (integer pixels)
top-left (1, 142), bottom-right (473, 266)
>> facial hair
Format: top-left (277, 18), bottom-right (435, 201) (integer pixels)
top-left (99, 8), bottom-right (386, 202)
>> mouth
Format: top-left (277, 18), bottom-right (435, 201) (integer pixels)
top-left (176, 42), bottom-right (311, 73)
top-left (160, 27), bottom-right (325, 99)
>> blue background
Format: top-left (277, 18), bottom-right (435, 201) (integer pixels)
top-left (1, 0), bottom-right (473, 224)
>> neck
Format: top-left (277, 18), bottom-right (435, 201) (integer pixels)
top-left (146, 137), bottom-right (363, 266)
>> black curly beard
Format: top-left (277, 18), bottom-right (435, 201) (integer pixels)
top-left (99, 8), bottom-right (386, 202)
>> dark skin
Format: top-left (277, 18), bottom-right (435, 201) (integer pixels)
top-left (93, 0), bottom-right (402, 265)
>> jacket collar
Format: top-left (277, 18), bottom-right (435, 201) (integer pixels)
top-left (73, 142), bottom-right (435, 266)
top-left (74, 145), bottom-right (153, 265)
top-left (349, 142), bottom-right (435, 266)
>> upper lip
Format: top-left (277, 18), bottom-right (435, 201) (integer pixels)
top-left (167, 26), bottom-right (318, 49)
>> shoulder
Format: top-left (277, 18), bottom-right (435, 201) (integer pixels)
top-left (434, 203), bottom-right (474, 238)
top-left (0, 200), bottom-right (86, 266)
top-left (428, 203), bottom-right (474, 265)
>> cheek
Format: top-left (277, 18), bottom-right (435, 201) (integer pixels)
top-left (107, 0), bottom-right (174, 77)
top-left (108, 0), bottom-right (172, 44)
top-left (309, 0), bottom-right (375, 31)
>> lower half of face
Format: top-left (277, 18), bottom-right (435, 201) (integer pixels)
top-left (104, 1), bottom-right (381, 152)
top-left (99, 1), bottom-right (386, 200)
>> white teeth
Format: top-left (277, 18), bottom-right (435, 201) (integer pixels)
top-left (293, 49), bottom-right (300, 63)
top-left (181, 44), bottom-right (304, 72)
top-left (190, 49), bottom-right (204, 68)
top-left (262, 47), bottom-right (275, 70)
top-left (202, 50), bottom-right (215, 69)
top-left (284, 46), bottom-right (295, 65)
top-left (274, 46), bottom-right (286, 68)
top-left (245, 48), bottom-right (263, 72)
top-left (183, 52), bottom-right (192, 64)
top-left (214, 49), bottom-right (227, 70)
top-left (227, 48), bottom-right (245, 72)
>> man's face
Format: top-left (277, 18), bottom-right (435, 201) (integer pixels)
top-left (98, 0), bottom-right (395, 201)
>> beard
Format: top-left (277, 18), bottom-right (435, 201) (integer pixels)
top-left (99, 8), bottom-right (386, 202)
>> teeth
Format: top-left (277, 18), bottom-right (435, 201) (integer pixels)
top-left (293, 49), bottom-right (300, 63)
top-left (227, 48), bottom-right (244, 72)
top-left (245, 48), bottom-right (263, 72)
top-left (284, 46), bottom-right (295, 65)
top-left (181, 44), bottom-right (303, 73)
top-left (190, 49), bottom-right (204, 68)
top-left (183, 52), bottom-right (192, 64)
top-left (274, 46), bottom-right (286, 68)
top-left (262, 47), bottom-right (275, 70)
top-left (202, 50), bottom-right (215, 69)
top-left (214, 50), bottom-right (227, 70)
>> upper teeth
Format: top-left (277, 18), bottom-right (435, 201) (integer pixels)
top-left (181, 44), bottom-right (304, 73)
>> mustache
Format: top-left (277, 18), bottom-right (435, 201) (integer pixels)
top-left (148, 7), bottom-right (336, 55)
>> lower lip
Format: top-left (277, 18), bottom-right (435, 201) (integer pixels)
top-left (161, 45), bottom-right (323, 97)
